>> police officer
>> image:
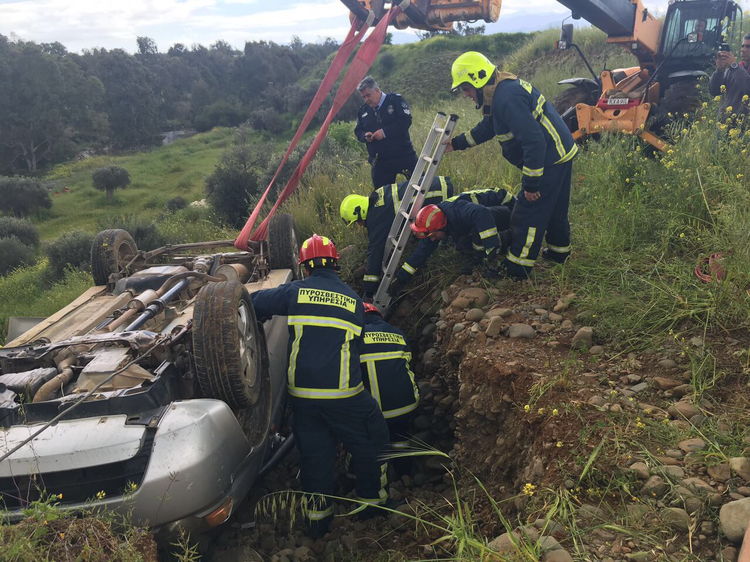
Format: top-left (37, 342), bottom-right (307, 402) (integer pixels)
top-left (389, 195), bottom-right (514, 294)
top-left (360, 302), bottom-right (420, 476)
top-left (355, 76), bottom-right (418, 189)
top-left (250, 234), bottom-right (389, 537)
top-left (446, 51), bottom-right (578, 278)
top-left (340, 176), bottom-right (454, 301)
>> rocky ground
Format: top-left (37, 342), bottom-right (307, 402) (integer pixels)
top-left (204, 273), bottom-right (750, 562)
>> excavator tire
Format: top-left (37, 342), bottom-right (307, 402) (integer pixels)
top-left (649, 80), bottom-right (702, 140)
top-left (553, 87), bottom-right (596, 132)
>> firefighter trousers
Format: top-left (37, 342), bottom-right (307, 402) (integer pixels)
top-left (505, 161), bottom-right (572, 278)
top-left (291, 391), bottom-right (390, 533)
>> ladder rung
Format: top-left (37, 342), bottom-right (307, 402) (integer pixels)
top-left (400, 210), bottom-right (410, 219)
top-left (410, 183), bottom-right (420, 190)
top-left (435, 127), bottom-right (445, 133)
top-left (422, 156), bottom-right (433, 163)
top-left (389, 236), bottom-right (398, 246)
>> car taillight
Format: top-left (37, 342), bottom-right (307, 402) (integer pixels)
top-left (205, 496), bottom-right (233, 527)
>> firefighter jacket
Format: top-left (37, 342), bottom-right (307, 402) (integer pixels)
top-left (396, 198), bottom-right (501, 283)
top-left (451, 76), bottom-right (578, 192)
top-left (360, 313), bottom-right (420, 419)
top-left (450, 187), bottom-right (515, 209)
top-left (250, 269), bottom-right (365, 400)
top-left (363, 176), bottom-right (454, 295)
top-left (355, 93), bottom-right (417, 165)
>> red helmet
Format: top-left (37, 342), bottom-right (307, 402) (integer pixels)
top-left (411, 204), bottom-right (447, 238)
top-left (298, 234), bottom-right (339, 266)
top-left (363, 302), bottom-right (382, 316)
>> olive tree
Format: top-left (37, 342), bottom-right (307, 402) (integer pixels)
top-left (92, 166), bottom-right (130, 204)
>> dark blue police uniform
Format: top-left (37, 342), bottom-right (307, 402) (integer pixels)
top-left (355, 92), bottom-right (418, 189)
top-left (452, 76), bottom-right (577, 277)
top-left (363, 176), bottom-right (453, 297)
top-left (251, 269), bottom-right (389, 531)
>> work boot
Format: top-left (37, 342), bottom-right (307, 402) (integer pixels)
top-left (541, 248), bottom-right (569, 264)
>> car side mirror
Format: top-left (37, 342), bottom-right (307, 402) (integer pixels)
top-left (557, 23), bottom-right (574, 50)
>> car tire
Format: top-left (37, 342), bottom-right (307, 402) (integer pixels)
top-left (91, 229), bottom-right (138, 286)
top-left (267, 213), bottom-right (301, 280)
top-left (193, 281), bottom-right (269, 414)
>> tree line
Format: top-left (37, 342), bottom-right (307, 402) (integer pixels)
top-left (0, 34), bottom-right (347, 175)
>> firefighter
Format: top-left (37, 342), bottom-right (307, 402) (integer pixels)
top-left (354, 76), bottom-right (418, 189)
top-left (389, 199), bottom-right (512, 295)
top-left (340, 176), bottom-right (454, 301)
top-left (446, 51), bottom-right (578, 278)
top-left (360, 302), bottom-right (420, 476)
top-left (250, 234), bottom-right (389, 537)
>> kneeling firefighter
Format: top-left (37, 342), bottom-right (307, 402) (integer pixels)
top-left (250, 235), bottom-right (389, 537)
top-left (340, 176), bottom-right (454, 301)
top-left (446, 51), bottom-right (577, 278)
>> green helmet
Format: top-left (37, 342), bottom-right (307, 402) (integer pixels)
top-left (340, 194), bottom-right (369, 226)
top-left (451, 51), bottom-right (496, 91)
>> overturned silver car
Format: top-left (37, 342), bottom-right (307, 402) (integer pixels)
top-left (0, 214), bottom-right (300, 539)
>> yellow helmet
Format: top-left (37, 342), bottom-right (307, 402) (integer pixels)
top-left (451, 51), bottom-right (496, 91)
top-left (340, 194), bottom-right (369, 226)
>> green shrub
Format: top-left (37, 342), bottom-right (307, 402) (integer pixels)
top-left (0, 216), bottom-right (40, 247)
top-left (0, 176), bottom-right (52, 217)
top-left (0, 237), bottom-right (34, 276)
top-left (250, 108), bottom-right (289, 135)
top-left (46, 230), bottom-right (94, 278)
top-left (165, 196), bottom-right (188, 212)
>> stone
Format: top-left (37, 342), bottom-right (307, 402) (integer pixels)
top-left (675, 486), bottom-right (703, 514)
top-left (487, 307), bottom-right (512, 318)
top-left (720, 546), bottom-right (738, 562)
top-left (423, 348), bottom-right (438, 364)
top-left (682, 477), bottom-right (723, 506)
top-left (626, 504), bottom-right (650, 519)
top-left (729, 457), bottom-right (750, 482)
top-left (668, 401), bottom-right (700, 419)
top-left (537, 536), bottom-right (562, 552)
top-left (441, 291), bottom-right (451, 305)
top-left (656, 456), bottom-right (681, 466)
top-left (589, 345), bottom-right (604, 356)
top-left (213, 546), bottom-right (264, 562)
top-left (678, 438), bottom-right (706, 453)
top-left (549, 312), bottom-right (563, 322)
top-left (672, 384), bottom-right (693, 398)
top-left (578, 503), bottom-right (606, 522)
top-left (486, 316), bottom-right (504, 337)
top-left (588, 395), bottom-right (607, 407)
top-left (508, 323), bottom-right (536, 339)
top-left (260, 535), bottom-right (277, 551)
top-left (487, 533), bottom-right (515, 554)
top-left (641, 475), bottom-right (668, 497)
top-left (465, 308), bottom-right (485, 322)
top-left (451, 296), bottom-right (471, 310)
top-left (542, 550), bottom-right (573, 562)
top-left (571, 326), bottom-right (594, 350)
top-left (629, 462), bottom-right (650, 479)
top-left (630, 382), bottom-right (649, 393)
top-left (452, 323), bottom-right (465, 333)
top-left (661, 507), bottom-right (690, 531)
top-left (388, 504), bottom-right (414, 530)
top-left (651, 377), bottom-right (681, 390)
top-left (458, 288), bottom-right (489, 307)
top-left (293, 546), bottom-right (313, 561)
top-left (626, 553), bottom-right (652, 562)
top-left (690, 336), bottom-right (704, 347)
top-left (422, 323), bottom-right (437, 337)
top-left (708, 463), bottom-right (731, 483)
top-left (660, 465), bottom-right (685, 478)
top-left (561, 319), bottom-right (574, 329)
top-left (700, 520), bottom-right (716, 534)
top-left (720, 497), bottom-right (750, 543)
top-left (658, 359), bottom-right (678, 369)
top-left (738, 486), bottom-right (750, 496)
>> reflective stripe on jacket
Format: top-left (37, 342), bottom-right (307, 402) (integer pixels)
top-left (251, 269), bottom-right (365, 399)
top-left (360, 314), bottom-right (419, 419)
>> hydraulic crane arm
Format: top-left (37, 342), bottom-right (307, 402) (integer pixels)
top-left (342, 0), bottom-right (502, 31)
top-left (556, 0), bottom-right (635, 37)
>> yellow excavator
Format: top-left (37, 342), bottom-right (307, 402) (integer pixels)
top-left (340, 0), bottom-right (743, 151)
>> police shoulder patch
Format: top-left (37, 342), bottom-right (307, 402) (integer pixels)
top-left (387, 104), bottom-right (394, 114)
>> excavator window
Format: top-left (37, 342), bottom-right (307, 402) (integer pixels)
top-left (660, 2), bottom-right (732, 59)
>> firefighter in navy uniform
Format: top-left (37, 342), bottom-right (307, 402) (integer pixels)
top-left (354, 76), bottom-right (418, 189)
top-left (339, 176), bottom-right (454, 301)
top-left (446, 51), bottom-right (578, 279)
top-left (250, 234), bottom-right (389, 537)
top-left (389, 196), bottom-right (513, 295)
top-left (360, 302), bottom-right (420, 476)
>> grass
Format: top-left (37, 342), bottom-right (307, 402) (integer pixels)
top-left (36, 128), bottom-right (236, 240)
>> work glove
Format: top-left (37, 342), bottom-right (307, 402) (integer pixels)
top-left (387, 277), bottom-right (405, 297)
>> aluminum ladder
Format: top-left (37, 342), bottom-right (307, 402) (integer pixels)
top-left (373, 112), bottom-right (459, 311)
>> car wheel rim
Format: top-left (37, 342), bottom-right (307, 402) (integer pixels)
top-left (116, 242), bottom-right (136, 272)
top-left (238, 301), bottom-right (260, 399)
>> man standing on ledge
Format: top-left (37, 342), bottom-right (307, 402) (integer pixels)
top-left (355, 76), bottom-right (418, 189)
top-left (445, 51), bottom-right (578, 279)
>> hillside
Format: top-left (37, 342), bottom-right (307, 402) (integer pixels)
top-left (3, 26), bottom-right (750, 562)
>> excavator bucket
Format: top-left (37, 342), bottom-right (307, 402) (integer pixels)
top-left (342, 0), bottom-right (502, 31)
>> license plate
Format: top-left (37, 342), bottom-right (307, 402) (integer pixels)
top-left (607, 98), bottom-right (630, 105)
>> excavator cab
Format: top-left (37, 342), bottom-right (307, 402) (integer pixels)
top-left (341, 0), bottom-right (502, 31)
